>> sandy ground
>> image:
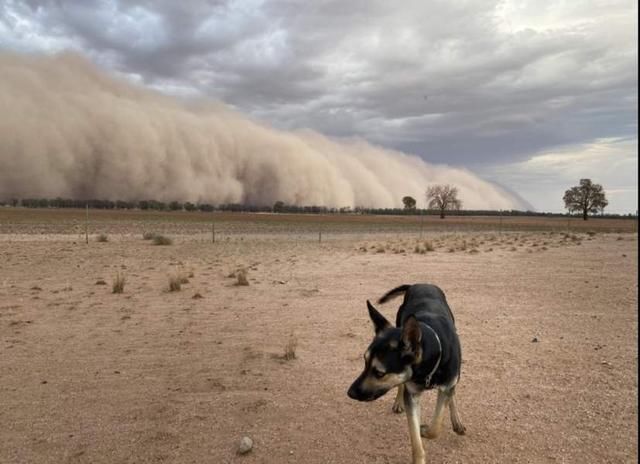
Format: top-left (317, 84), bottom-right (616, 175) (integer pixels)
top-left (0, 229), bottom-right (637, 463)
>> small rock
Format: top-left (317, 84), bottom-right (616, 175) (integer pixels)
top-left (531, 337), bottom-right (538, 343)
top-left (238, 436), bottom-right (253, 455)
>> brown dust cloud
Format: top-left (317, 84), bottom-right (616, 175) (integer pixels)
top-left (0, 52), bottom-right (527, 209)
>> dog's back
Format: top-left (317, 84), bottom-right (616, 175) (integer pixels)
top-left (379, 283), bottom-right (455, 327)
top-left (379, 283), bottom-right (461, 389)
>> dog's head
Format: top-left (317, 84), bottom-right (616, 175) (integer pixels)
top-left (347, 300), bottom-right (423, 402)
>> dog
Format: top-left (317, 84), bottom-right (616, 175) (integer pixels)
top-left (347, 284), bottom-right (465, 464)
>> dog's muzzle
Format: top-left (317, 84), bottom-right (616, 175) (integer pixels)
top-left (347, 381), bottom-right (384, 402)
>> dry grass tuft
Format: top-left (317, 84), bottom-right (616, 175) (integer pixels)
top-left (235, 268), bottom-right (249, 286)
top-left (142, 231), bottom-right (156, 240)
top-left (168, 274), bottom-right (182, 292)
top-left (283, 333), bottom-right (298, 360)
top-left (112, 273), bottom-right (125, 294)
top-left (153, 234), bottom-right (173, 246)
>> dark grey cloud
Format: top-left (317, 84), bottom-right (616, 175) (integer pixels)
top-left (0, 0), bottom-right (637, 211)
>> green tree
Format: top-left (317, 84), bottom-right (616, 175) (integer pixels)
top-left (563, 179), bottom-right (608, 220)
top-left (402, 196), bottom-right (417, 210)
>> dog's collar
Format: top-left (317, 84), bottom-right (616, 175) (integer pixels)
top-left (422, 324), bottom-right (442, 388)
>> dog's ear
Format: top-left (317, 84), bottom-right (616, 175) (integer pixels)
top-left (367, 300), bottom-right (391, 334)
top-left (401, 316), bottom-right (422, 363)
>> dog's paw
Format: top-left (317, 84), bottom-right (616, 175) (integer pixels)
top-left (391, 401), bottom-right (405, 413)
top-left (420, 424), bottom-right (439, 439)
top-left (453, 423), bottom-right (466, 435)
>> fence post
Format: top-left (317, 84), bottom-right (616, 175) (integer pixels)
top-left (85, 203), bottom-right (89, 244)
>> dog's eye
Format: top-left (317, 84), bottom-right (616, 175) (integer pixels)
top-left (373, 368), bottom-right (386, 379)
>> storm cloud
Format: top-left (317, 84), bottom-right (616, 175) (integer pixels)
top-left (0, 0), bottom-right (636, 211)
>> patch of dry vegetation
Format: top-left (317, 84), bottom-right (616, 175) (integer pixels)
top-left (234, 268), bottom-right (249, 286)
top-left (283, 333), bottom-right (298, 360)
top-left (168, 274), bottom-right (183, 292)
top-left (153, 234), bottom-right (173, 246)
top-left (112, 272), bottom-right (125, 294)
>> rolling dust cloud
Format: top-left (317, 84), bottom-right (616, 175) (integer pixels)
top-left (0, 52), bottom-right (528, 210)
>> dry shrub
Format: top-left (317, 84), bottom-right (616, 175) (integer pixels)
top-left (153, 234), bottom-right (173, 245)
top-left (424, 240), bottom-right (435, 251)
top-left (283, 333), bottom-right (298, 360)
top-left (143, 231), bottom-right (156, 240)
top-left (112, 272), bottom-right (125, 294)
top-left (96, 233), bottom-right (108, 242)
top-left (168, 274), bottom-right (182, 292)
top-left (235, 269), bottom-right (249, 286)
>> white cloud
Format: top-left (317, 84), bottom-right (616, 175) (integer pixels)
top-left (484, 137), bottom-right (638, 213)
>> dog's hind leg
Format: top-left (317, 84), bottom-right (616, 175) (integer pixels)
top-left (420, 388), bottom-right (450, 439)
top-left (448, 387), bottom-right (466, 435)
top-left (403, 388), bottom-right (426, 464)
top-left (392, 384), bottom-right (405, 413)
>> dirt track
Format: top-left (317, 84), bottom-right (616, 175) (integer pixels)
top-left (0, 226), bottom-right (637, 463)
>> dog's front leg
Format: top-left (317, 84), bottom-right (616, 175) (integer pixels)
top-left (403, 388), bottom-right (425, 464)
top-left (392, 384), bottom-right (405, 413)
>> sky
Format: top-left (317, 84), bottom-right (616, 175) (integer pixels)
top-left (1, 0), bottom-right (637, 213)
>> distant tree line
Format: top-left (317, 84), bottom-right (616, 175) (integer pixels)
top-left (1, 196), bottom-right (636, 219)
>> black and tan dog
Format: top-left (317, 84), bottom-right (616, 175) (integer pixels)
top-left (347, 284), bottom-right (465, 464)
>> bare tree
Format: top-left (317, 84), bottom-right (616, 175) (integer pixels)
top-left (426, 185), bottom-right (462, 219)
top-left (563, 179), bottom-right (608, 220)
top-left (402, 196), bottom-right (417, 210)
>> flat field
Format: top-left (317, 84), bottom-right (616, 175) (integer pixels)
top-left (1, 209), bottom-right (637, 463)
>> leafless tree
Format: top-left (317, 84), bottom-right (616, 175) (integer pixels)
top-left (563, 179), bottom-right (608, 220)
top-left (426, 184), bottom-right (462, 219)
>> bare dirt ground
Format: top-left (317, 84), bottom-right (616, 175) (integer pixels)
top-left (1, 212), bottom-right (637, 464)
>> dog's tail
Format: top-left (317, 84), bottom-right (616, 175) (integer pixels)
top-left (378, 284), bottom-right (412, 304)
